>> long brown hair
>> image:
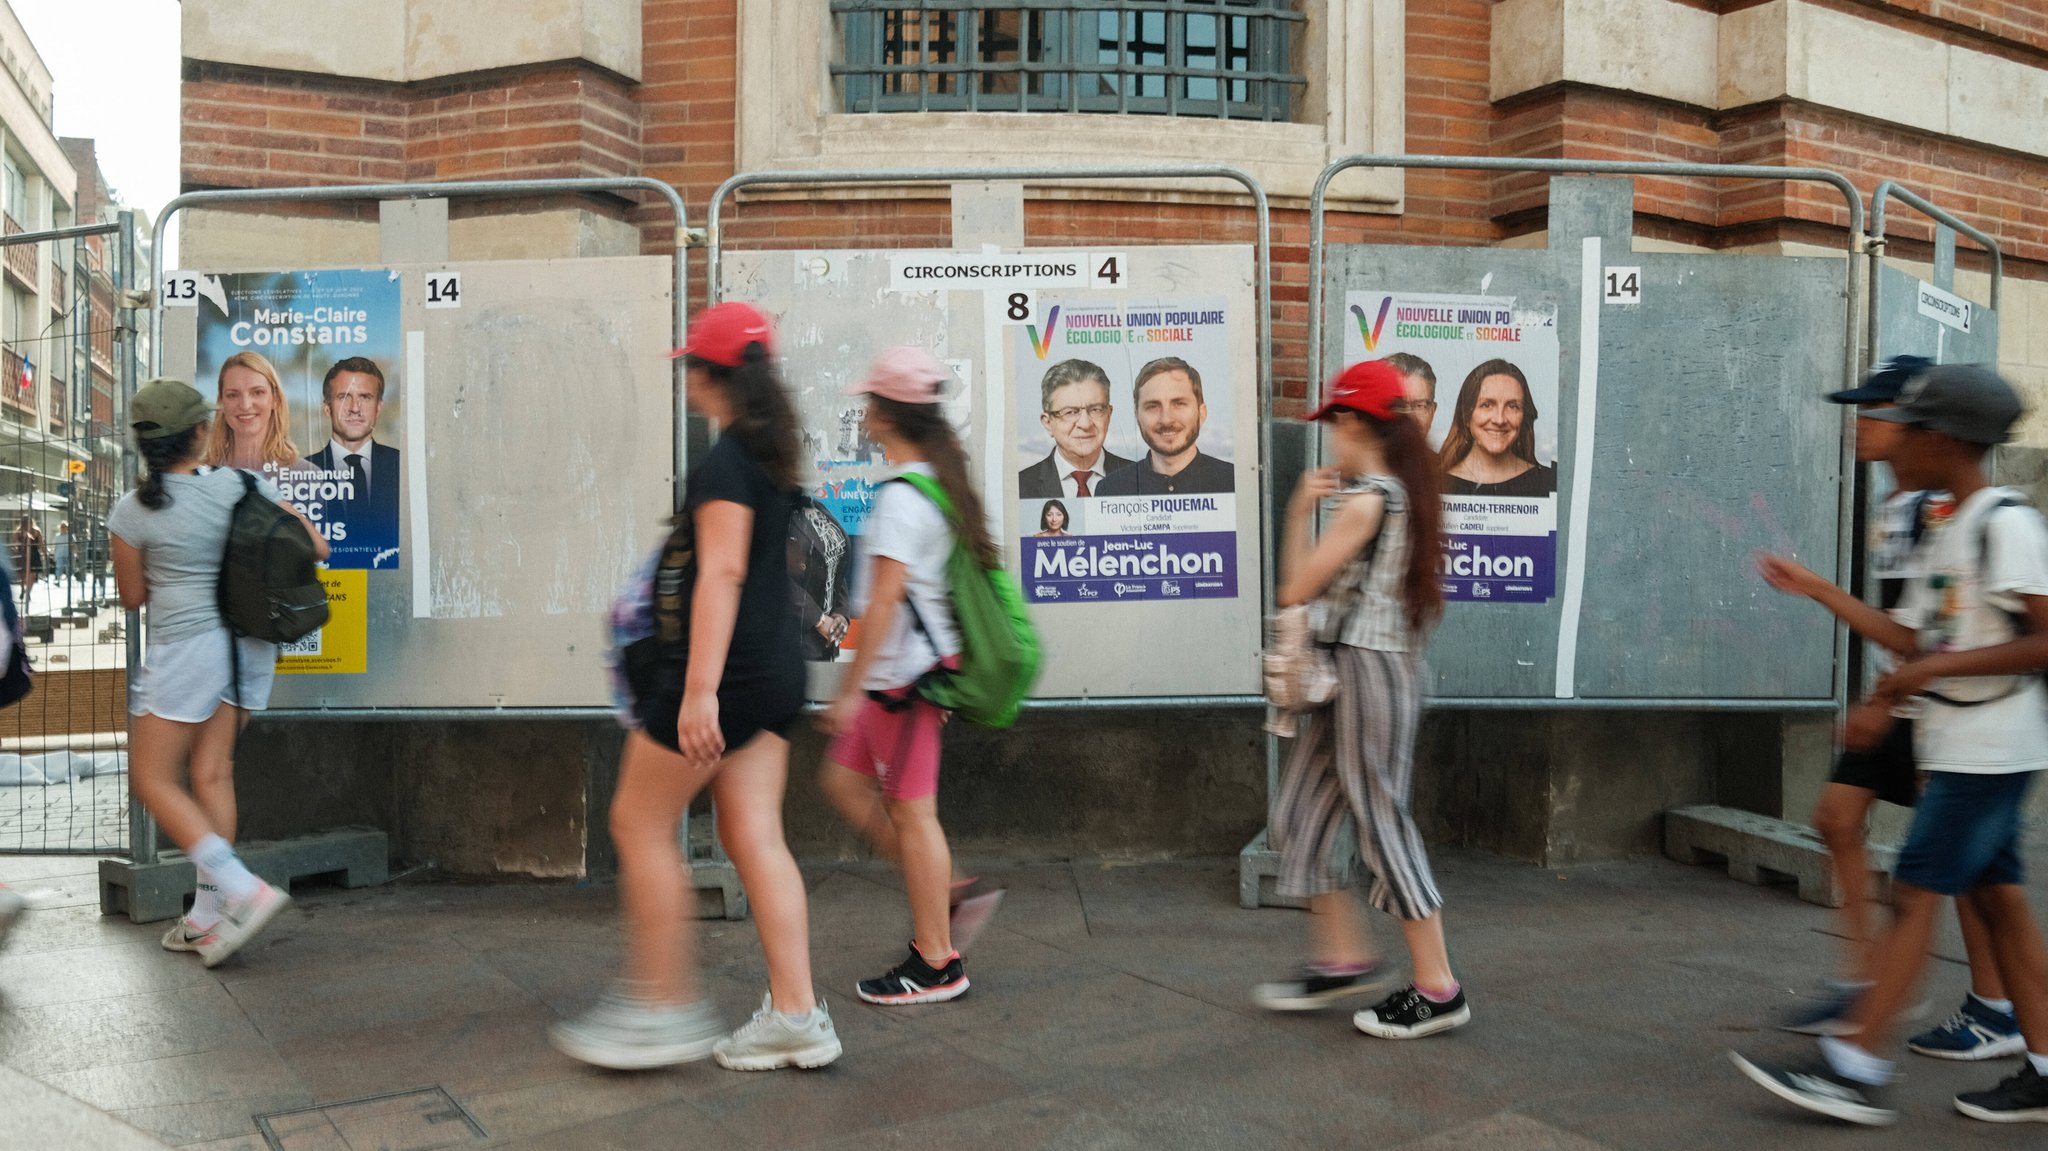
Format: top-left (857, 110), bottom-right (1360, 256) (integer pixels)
top-left (870, 396), bottom-right (999, 568)
top-left (1339, 409), bottom-right (1444, 634)
top-left (692, 341), bottom-right (801, 489)
top-left (203, 350), bottom-right (300, 469)
top-left (1437, 358), bottom-right (1538, 472)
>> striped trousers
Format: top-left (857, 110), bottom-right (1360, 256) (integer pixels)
top-left (1272, 644), bottom-right (1443, 920)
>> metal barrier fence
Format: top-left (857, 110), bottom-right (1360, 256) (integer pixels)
top-left (0, 213), bottom-right (143, 855)
top-left (128, 180), bottom-right (748, 906)
top-left (706, 163), bottom-right (1277, 709)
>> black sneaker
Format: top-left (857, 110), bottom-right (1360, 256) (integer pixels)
top-left (1353, 983), bottom-right (1471, 1039)
top-left (1728, 1051), bottom-right (1896, 1126)
top-left (1955, 1062), bottom-right (2048, 1123)
top-left (1252, 964), bottom-right (1388, 1012)
top-left (857, 943), bottom-right (969, 1005)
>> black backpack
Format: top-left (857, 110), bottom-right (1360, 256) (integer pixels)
top-left (218, 470), bottom-right (329, 645)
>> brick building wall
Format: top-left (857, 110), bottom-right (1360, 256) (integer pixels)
top-left (182, 0), bottom-right (2048, 412)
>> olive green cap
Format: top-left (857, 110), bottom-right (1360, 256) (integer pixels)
top-left (130, 378), bottom-right (213, 440)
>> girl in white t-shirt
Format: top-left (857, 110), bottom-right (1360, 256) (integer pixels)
top-left (818, 347), bottom-right (990, 1006)
top-left (109, 379), bottom-right (328, 968)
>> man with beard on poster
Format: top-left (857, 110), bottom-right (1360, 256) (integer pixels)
top-left (304, 357), bottom-right (401, 558)
top-left (1095, 356), bottom-right (1235, 496)
top-left (1017, 359), bottom-right (1132, 499)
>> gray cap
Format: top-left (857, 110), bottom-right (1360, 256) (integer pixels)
top-left (1863, 363), bottom-right (2020, 445)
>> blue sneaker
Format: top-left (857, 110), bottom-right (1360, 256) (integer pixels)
top-left (1910, 996), bottom-right (2026, 1061)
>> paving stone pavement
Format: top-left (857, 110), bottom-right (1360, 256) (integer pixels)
top-left (1, 840), bottom-right (2045, 1150)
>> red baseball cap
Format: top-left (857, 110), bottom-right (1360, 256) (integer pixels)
top-left (670, 301), bottom-right (775, 367)
top-left (1305, 360), bottom-right (1402, 422)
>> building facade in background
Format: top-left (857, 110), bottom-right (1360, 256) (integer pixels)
top-left (176, 0), bottom-right (2046, 410)
top-left (0, 0), bottom-right (83, 531)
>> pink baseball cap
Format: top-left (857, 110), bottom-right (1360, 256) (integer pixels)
top-left (670, 301), bottom-right (775, 367)
top-left (847, 345), bottom-right (949, 405)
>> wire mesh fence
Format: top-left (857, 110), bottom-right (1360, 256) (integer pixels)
top-left (1, 214), bottom-right (136, 854)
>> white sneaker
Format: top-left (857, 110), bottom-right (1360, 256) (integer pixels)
top-left (713, 993), bottom-right (843, 1071)
top-left (196, 883), bottom-right (290, 968)
top-left (550, 986), bottom-right (723, 1070)
top-left (0, 885), bottom-right (23, 951)
top-left (160, 917), bottom-right (216, 954)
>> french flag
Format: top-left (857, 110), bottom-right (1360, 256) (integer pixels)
top-left (16, 356), bottom-right (29, 394)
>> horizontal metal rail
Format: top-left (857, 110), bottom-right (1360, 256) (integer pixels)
top-left (150, 177), bottom-right (692, 379)
top-left (0, 221), bottom-right (122, 247)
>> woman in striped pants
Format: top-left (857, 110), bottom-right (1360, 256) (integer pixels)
top-left (1252, 361), bottom-right (1470, 1039)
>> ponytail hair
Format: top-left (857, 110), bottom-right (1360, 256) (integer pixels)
top-left (691, 342), bottom-right (801, 490)
top-left (869, 396), bottom-right (999, 569)
top-left (1338, 409), bottom-right (1443, 634)
top-left (137, 426), bottom-right (203, 511)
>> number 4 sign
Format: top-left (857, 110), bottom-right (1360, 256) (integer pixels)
top-left (1088, 252), bottom-right (1127, 289)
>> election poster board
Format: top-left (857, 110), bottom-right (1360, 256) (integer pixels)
top-left (1341, 291), bottom-right (1562, 604)
top-left (725, 244), bottom-right (1261, 701)
top-left (193, 269), bottom-right (404, 673)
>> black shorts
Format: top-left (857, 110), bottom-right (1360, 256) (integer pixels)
top-left (1828, 717), bottom-right (1919, 808)
top-left (633, 662), bottom-right (803, 758)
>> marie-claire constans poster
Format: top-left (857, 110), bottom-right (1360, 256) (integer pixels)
top-left (193, 269), bottom-right (403, 673)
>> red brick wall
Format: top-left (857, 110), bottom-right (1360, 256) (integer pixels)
top-left (183, 61), bottom-right (640, 192)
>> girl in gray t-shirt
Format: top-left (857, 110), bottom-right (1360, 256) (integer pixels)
top-left (109, 378), bottom-right (327, 968)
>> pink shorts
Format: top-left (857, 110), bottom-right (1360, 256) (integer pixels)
top-left (828, 695), bottom-right (947, 801)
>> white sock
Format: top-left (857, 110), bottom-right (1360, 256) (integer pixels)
top-left (187, 881), bottom-right (222, 929)
top-left (1819, 1036), bottom-right (1896, 1086)
top-left (1970, 992), bottom-right (2015, 1016)
top-left (779, 1009), bottom-right (814, 1026)
top-left (2030, 1051), bottom-right (2048, 1076)
top-left (189, 835), bottom-right (260, 902)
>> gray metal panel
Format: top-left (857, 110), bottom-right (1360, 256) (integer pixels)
top-left (1575, 251), bottom-right (1843, 698)
top-left (1872, 262), bottom-right (2000, 366)
top-left (1325, 177), bottom-right (1843, 702)
top-left (164, 257), bottom-right (675, 709)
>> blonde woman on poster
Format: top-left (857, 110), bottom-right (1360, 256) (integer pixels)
top-left (1437, 359), bottom-right (1556, 497)
top-left (202, 351), bottom-right (311, 476)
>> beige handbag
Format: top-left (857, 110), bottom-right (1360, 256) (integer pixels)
top-left (1261, 556), bottom-right (1365, 716)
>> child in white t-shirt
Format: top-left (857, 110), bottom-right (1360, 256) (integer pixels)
top-left (1738, 364), bottom-right (2048, 1125)
top-left (818, 347), bottom-right (994, 1007)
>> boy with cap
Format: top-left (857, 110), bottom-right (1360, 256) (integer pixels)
top-left (1775, 356), bottom-right (2021, 1060)
top-left (1736, 363), bottom-right (2048, 1125)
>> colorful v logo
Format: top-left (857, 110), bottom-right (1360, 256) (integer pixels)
top-left (1027, 306), bottom-right (1062, 359)
top-left (1351, 298), bottom-right (1391, 352)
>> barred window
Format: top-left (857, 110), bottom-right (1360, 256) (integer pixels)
top-left (834, 1), bottom-right (1306, 122)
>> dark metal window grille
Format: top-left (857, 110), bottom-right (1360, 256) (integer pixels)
top-left (834, 1), bottom-right (1305, 121)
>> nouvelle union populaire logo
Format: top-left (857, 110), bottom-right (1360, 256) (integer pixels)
top-left (1350, 297), bottom-right (1392, 352)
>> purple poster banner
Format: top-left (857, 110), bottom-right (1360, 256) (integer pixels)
top-left (1440, 531), bottom-right (1556, 603)
top-left (1023, 531), bottom-right (1238, 603)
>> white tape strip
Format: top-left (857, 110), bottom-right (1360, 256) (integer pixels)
top-left (1554, 237), bottom-right (1602, 698)
top-left (406, 330), bottom-right (431, 618)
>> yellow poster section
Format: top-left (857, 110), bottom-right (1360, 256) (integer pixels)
top-left (278, 570), bottom-right (367, 675)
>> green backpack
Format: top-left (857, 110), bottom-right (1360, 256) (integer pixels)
top-left (890, 472), bottom-right (1040, 727)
